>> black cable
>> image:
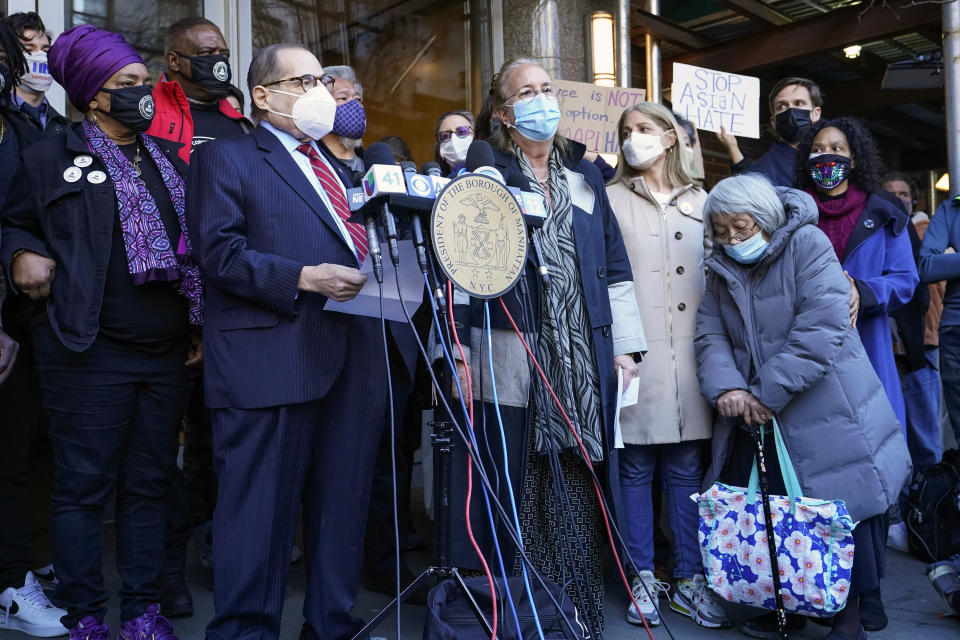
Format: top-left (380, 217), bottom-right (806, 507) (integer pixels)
top-left (394, 270), bottom-right (581, 637)
top-left (377, 281), bottom-right (402, 640)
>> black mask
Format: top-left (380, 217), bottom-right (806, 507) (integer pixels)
top-left (176, 52), bottom-right (232, 98)
top-left (0, 63), bottom-right (13, 98)
top-left (774, 108), bottom-right (812, 144)
top-left (102, 85), bottom-right (155, 132)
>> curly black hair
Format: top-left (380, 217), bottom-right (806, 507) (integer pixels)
top-left (0, 21), bottom-right (26, 84)
top-left (793, 116), bottom-right (885, 195)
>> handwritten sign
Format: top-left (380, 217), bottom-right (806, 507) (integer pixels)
top-left (671, 63), bottom-right (760, 138)
top-left (555, 79), bottom-right (646, 155)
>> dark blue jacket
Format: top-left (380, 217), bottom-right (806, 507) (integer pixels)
top-left (187, 124), bottom-right (381, 409)
top-left (919, 196), bottom-right (960, 327)
top-left (733, 140), bottom-right (797, 187)
top-left (0, 123), bottom-right (187, 351)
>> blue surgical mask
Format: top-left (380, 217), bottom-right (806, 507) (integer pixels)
top-left (723, 230), bottom-right (768, 264)
top-left (509, 93), bottom-right (561, 142)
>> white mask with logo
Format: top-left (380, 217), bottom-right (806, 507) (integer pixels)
top-left (266, 85), bottom-right (337, 140)
top-left (622, 131), bottom-right (666, 170)
top-left (20, 51), bottom-right (54, 93)
top-left (439, 134), bottom-right (473, 167)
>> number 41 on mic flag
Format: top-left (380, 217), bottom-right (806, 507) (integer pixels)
top-left (671, 63), bottom-right (760, 139)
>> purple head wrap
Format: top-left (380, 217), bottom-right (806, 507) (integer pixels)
top-left (48, 25), bottom-right (145, 112)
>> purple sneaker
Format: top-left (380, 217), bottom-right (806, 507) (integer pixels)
top-left (119, 604), bottom-right (178, 640)
top-left (69, 616), bottom-right (110, 640)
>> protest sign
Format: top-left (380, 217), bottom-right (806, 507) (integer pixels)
top-left (671, 63), bottom-right (760, 138)
top-left (554, 79), bottom-right (645, 154)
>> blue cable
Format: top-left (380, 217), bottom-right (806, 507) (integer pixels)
top-left (423, 273), bottom-right (521, 637)
top-left (484, 302), bottom-right (546, 640)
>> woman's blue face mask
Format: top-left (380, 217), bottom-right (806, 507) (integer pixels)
top-left (507, 93), bottom-right (561, 142)
top-left (723, 230), bottom-right (769, 264)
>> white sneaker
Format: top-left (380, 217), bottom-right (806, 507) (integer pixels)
top-left (31, 565), bottom-right (59, 591)
top-left (0, 571), bottom-right (68, 637)
top-left (626, 570), bottom-right (668, 627)
top-left (671, 574), bottom-right (732, 629)
top-left (887, 521), bottom-right (910, 552)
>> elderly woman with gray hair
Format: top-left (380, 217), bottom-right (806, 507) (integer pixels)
top-left (694, 173), bottom-right (910, 640)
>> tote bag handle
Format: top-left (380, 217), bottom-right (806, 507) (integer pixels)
top-left (746, 418), bottom-right (803, 508)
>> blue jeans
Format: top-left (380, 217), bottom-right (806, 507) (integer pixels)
top-left (619, 441), bottom-right (705, 578)
top-left (33, 324), bottom-right (188, 628)
top-left (902, 348), bottom-right (943, 470)
top-left (939, 326), bottom-right (960, 445)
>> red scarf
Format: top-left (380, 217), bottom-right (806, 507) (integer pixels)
top-left (807, 184), bottom-right (869, 262)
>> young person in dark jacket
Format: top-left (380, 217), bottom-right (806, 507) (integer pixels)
top-left (0, 12), bottom-right (69, 147)
top-left (146, 16), bottom-right (250, 617)
top-left (0, 22), bottom-right (69, 639)
top-left (1, 25), bottom-right (204, 640)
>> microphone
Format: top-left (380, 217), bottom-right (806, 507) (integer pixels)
top-left (363, 143), bottom-right (400, 269)
top-left (360, 142), bottom-right (399, 282)
top-left (505, 174), bottom-right (548, 229)
top-left (400, 162), bottom-right (430, 272)
top-left (505, 174), bottom-right (551, 289)
top-left (464, 139), bottom-right (504, 183)
top-left (421, 161), bottom-right (443, 176)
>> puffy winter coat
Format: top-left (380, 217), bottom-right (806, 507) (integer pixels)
top-left (695, 187), bottom-right (911, 522)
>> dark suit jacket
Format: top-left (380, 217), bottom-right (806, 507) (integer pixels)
top-left (187, 123), bottom-right (375, 409)
top-left (0, 123), bottom-right (187, 351)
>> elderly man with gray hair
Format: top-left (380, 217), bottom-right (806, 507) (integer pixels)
top-left (694, 173), bottom-right (911, 639)
top-left (319, 64), bottom-right (366, 176)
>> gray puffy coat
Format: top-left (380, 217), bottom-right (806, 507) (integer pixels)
top-left (694, 187), bottom-right (911, 522)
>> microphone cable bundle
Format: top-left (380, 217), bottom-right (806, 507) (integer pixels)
top-left (349, 138), bottom-right (683, 640)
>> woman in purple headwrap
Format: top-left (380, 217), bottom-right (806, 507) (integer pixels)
top-left (0, 25), bottom-right (203, 640)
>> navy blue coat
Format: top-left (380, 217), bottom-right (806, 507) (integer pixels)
top-left (187, 124), bottom-right (380, 410)
top-left (919, 196), bottom-right (960, 327)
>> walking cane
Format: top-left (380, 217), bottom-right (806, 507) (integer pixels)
top-left (751, 420), bottom-right (790, 640)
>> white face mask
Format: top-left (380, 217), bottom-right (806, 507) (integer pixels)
top-left (622, 131), bottom-right (665, 170)
top-left (266, 85), bottom-right (337, 140)
top-left (439, 134), bottom-right (473, 166)
top-left (20, 50), bottom-right (54, 93)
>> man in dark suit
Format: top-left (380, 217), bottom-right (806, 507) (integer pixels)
top-left (186, 43), bottom-right (387, 640)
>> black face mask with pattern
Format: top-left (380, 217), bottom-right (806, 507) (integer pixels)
top-left (0, 63), bottom-right (14, 102)
top-left (102, 85), bottom-right (156, 133)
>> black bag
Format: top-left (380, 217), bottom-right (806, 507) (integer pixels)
top-left (422, 576), bottom-right (589, 640)
top-left (905, 449), bottom-right (960, 562)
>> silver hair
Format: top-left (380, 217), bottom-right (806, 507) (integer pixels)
top-left (703, 173), bottom-right (786, 236)
top-left (323, 64), bottom-right (363, 99)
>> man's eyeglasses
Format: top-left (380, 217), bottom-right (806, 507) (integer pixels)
top-left (714, 223), bottom-right (760, 245)
top-left (503, 83), bottom-right (557, 106)
top-left (437, 126), bottom-right (474, 143)
top-left (265, 73), bottom-right (335, 92)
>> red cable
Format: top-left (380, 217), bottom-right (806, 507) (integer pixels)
top-left (448, 282), bottom-right (498, 640)
top-left (499, 297), bottom-right (657, 640)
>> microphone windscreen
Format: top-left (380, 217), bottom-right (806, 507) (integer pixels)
top-left (506, 173), bottom-right (534, 191)
top-left (420, 161), bottom-right (442, 176)
top-left (465, 139), bottom-right (495, 173)
top-left (363, 142), bottom-right (396, 172)
top-left (400, 161), bottom-right (417, 174)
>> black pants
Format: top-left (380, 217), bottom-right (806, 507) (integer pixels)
top-left (0, 298), bottom-right (50, 590)
top-left (33, 324), bottom-right (188, 628)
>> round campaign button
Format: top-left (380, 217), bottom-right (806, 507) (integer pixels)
top-left (87, 171), bottom-right (107, 184)
top-left (73, 154), bottom-right (93, 168)
top-left (864, 219), bottom-right (876, 229)
top-left (63, 167), bottom-right (82, 183)
top-left (678, 201), bottom-right (693, 215)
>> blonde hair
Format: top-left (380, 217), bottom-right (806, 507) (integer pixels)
top-left (610, 102), bottom-right (697, 188)
top-left (491, 57), bottom-right (568, 156)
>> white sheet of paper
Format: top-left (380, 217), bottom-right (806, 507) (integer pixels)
top-left (613, 370), bottom-right (640, 449)
top-left (325, 240), bottom-right (426, 322)
top-left (671, 62), bottom-right (760, 138)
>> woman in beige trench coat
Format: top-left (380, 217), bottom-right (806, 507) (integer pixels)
top-left (606, 102), bottom-right (729, 630)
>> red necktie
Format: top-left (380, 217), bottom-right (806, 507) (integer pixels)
top-left (296, 143), bottom-right (368, 263)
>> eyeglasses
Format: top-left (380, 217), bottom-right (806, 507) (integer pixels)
top-left (714, 223), bottom-right (760, 245)
top-left (503, 83), bottom-right (557, 107)
top-left (437, 126), bottom-right (474, 143)
top-left (265, 73), bottom-right (335, 92)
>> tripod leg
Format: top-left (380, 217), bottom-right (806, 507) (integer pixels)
top-left (349, 568), bottom-right (438, 640)
top-left (451, 567), bottom-right (494, 637)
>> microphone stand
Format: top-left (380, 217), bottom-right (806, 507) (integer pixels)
top-left (350, 213), bottom-right (492, 640)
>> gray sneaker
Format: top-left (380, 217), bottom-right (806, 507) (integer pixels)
top-left (626, 570), bottom-right (668, 627)
top-left (671, 574), bottom-right (732, 629)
